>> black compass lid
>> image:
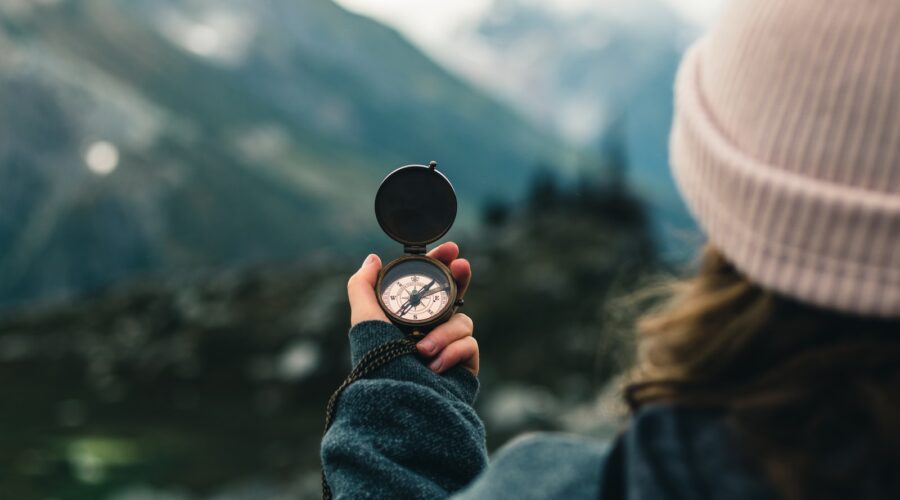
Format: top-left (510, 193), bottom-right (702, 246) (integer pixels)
top-left (375, 162), bottom-right (457, 250)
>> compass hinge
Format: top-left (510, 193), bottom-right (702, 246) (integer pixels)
top-left (404, 244), bottom-right (426, 254)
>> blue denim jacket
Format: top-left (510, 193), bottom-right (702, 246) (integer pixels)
top-left (321, 321), bottom-right (775, 499)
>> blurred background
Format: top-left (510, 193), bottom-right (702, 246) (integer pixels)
top-left (0, 0), bottom-right (723, 498)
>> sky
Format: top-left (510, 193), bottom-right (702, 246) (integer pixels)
top-left (333, 0), bottom-right (726, 51)
top-left (331, 0), bottom-right (726, 144)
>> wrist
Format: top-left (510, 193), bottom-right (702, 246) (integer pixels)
top-left (348, 320), bottom-right (404, 367)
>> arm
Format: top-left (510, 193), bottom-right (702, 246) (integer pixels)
top-left (452, 433), bottom-right (613, 500)
top-left (321, 320), bottom-right (488, 499)
top-left (321, 243), bottom-right (485, 499)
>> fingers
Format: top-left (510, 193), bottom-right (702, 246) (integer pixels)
top-left (427, 242), bottom-right (471, 299)
top-left (428, 337), bottom-right (479, 376)
top-left (450, 258), bottom-right (471, 299)
top-left (417, 313), bottom-right (478, 375)
top-left (426, 241), bottom-right (459, 265)
top-left (347, 254), bottom-right (390, 326)
top-left (416, 313), bottom-right (473, 356)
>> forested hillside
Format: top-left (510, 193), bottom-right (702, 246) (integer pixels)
top-left (0, 171), bottom-right (657, 499)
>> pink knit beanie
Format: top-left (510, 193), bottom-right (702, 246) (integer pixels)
top-left (670, 0), bottom-right (900, 317)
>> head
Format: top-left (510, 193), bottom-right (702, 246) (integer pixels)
top-left (628, 246), bottom-right (900, 499)
top-left (628, 0), bottom-right (900, 498)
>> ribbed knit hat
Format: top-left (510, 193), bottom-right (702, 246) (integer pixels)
top-left (670, 0), bottom-right (900, 317)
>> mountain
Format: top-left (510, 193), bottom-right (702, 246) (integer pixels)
top-left (441, 0), bottom-right (684, 143)
top-left (408, 0), bottom-right (701, 257)
top-left (0, 0), bottom-right (569, 307)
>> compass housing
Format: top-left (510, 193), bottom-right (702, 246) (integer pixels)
top-left (376, 254), bottom-right (458, 330)
top-left (374, 162), bottom-right (460, 334)
top-left (374, 163), bottom-right (457, 254)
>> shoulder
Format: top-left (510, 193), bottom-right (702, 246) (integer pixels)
top-left (625, 404), bottom-right (744, 465)
top-left (628, 404), bottom-right (730, 450)
top-left (620, 405), bottom-right (775, 500)
top-left (497, 432), bottom-right (610, 464)
top-left (452, 432), bottom-right (612, 500)
top-left (451, 407), bottom-right (774, 500)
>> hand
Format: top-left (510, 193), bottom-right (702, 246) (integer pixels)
top-left (346, 241), bottom-right (478, 375)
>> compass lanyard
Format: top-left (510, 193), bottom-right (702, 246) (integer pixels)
top-left (321, 335), bottom-right (420, 500)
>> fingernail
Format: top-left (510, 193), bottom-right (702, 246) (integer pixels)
top-left (418, 339), bottom-right (436, 355)
top-left (360, 254), bottom-right (374, 269)
top-left (429, 358), bottom-right (443, 372)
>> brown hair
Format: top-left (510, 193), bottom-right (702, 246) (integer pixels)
top-left (626, 246), bottom-right (900, 500)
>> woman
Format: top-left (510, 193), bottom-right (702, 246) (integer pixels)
top-left (321, 0), bottom-right (900, 498)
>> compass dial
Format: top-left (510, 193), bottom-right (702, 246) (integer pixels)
top-left (381, 274), bottom-right (451, 321)
top-left (377, 257), bottom-right (455, 325)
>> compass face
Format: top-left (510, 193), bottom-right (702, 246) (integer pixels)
top-left (381, 273), bottom-right (451, 322)
top-left (378, 258), bottom-right (454, 324)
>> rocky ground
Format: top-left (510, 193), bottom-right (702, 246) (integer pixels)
top-left (0, 176), bottom-right (659, 499)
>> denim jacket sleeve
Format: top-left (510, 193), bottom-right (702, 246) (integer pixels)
top-left (320, 320), bottom-right (488, 499)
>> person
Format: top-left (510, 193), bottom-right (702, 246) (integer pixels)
top-left (321, 0), bottom-right (900, 498)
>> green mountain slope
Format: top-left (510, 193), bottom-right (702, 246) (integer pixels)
top-left (0, 0), bottom-right (568, 307)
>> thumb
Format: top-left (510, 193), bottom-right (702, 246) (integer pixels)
top-left (347, 254), bottom-right (389, 326)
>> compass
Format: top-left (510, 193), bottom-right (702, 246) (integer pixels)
top-left (374, 161), bottom-right (461, 334)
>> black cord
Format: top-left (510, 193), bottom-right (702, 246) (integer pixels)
top-left (322, 337), bottom-right (419, 499)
